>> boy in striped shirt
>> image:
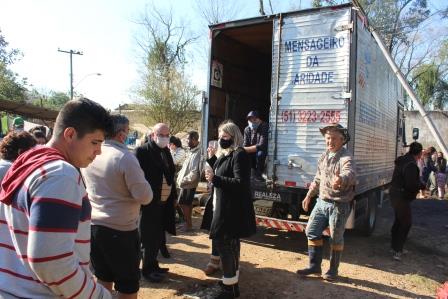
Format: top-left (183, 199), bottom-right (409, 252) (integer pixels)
top-left (0, 98), bottom-right (112, 298)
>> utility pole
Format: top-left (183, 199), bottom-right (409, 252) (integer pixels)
top-left (58, 48), bottom-right (83, 100)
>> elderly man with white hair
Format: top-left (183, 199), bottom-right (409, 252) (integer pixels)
top-left (297, 124), bottom-right (356, 281)
top-left (135, 123), bottom-right (177, 283)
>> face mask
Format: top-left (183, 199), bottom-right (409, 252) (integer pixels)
top-left (248, 121), bottom-right (259, 130)
top-left (219, 138), bottom-right (233, 149)
top-left (155, 136), bottom-right (169, 148)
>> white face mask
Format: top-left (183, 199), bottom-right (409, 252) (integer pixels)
top-left (155, 136), bottom-right (169, 148)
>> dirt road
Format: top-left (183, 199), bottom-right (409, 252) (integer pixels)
top-left (137, 199), bottom-right (448, 298)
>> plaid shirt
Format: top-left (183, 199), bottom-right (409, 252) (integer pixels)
top-left (306, 148), bottom-right (356, 203)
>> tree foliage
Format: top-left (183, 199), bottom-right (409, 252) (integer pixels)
top-left (29, 90), bottom-right (70, 110)
top-left (135, 6), bottom-right (200, 134)
top-left (413, 41), bottom-right (448, 110)
top-left (0, 30), bottom-right (26, 102)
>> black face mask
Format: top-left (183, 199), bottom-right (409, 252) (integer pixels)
top-left (219, 138), bottom-right (233, 149)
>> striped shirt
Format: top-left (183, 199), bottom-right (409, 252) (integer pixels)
top-left (0, 160), bottom-right (110, 298)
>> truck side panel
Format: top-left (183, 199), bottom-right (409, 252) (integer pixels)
top-left (268, 7), bottom-right (352, 188)
top-left (353, 15), bottom-right (404, 194)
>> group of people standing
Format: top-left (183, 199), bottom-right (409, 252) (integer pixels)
top-left (0, 98), bottom-right (438, 299)
top-left (0, 100), bottom-right (262, 299)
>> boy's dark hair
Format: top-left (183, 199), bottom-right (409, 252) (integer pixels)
top-left (188, 131), bottom-right (199, 141)
top-left (409, 142), bottom-right (423, 156)
top-left (428, 146), bottom-right (436, 154)
top-left (169, 136), bottom-right (182, 148)
top-left (53, 98), bottom-right (112, 138)
top-left (0, 131), bottom-right (37, 161)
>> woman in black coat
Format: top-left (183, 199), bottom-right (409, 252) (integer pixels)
top-left (204, 121), bottom-right (256, 299)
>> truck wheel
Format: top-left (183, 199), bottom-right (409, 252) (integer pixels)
top-left (360, 191), bottom-right (378, 236)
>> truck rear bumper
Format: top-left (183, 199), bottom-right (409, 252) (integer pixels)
top-left (256, 215), bottom-right (330, 236)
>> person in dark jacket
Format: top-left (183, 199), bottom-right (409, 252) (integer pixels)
top-left (422, 146), bottom-right (437, 186)
top-left (389, 142), bottom-right (425, 261)
top-left (204, 121), bottom-right (256, 299)
top-left (135, 123), bottom-right (177, 283)
top-left (243, 111), bottom-right (268, 181)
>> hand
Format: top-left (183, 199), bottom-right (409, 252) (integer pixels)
top-left (302, 196), bottom-right (311, 212)
top-left (332, 169), bottom-right (342, 190)
top-left (205, 169), bottom-right (214, 183)
top-left (207, 146), bottom-right (217, 159)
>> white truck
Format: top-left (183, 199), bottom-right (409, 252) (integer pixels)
top-left (201, 3), bottom-right (408, 236)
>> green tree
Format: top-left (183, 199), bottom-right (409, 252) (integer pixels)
top-left (412, 40), bottom-right (448, 110)
top-left (135, 6), bottom-right (200, 134)
top-left (0, 29), bottom-right (26, 102)
top-left (30, 90), bottom-right (70, 109)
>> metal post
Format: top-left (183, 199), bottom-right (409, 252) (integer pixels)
top-left (70, 51), bottom-right (73, 100)
top-left (58, 49), bottom-right (83, 100)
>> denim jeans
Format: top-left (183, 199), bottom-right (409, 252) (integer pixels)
top-left (306, 198), bottom-right (351, 250)
top-left (249, 150), bottom-right (267, 173)
top-left (214, 237), bottom-right (241, 285)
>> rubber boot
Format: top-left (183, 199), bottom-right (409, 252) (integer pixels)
top-left (296, 245), bottom-right (323, 276)
top-left (323, 250), bottom-right (342, 281)
top-left (215, 282), bottom-right (240, 299)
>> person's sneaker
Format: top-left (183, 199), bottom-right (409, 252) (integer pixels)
top-left (389, 249), bottom-right (409, 255)
top-left (392, 251), bottom-right (402, 261)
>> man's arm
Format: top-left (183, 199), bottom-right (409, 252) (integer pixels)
top-left (28, 174), bottom-right (110, 298)
top-left (122, 153), bottom-right (153, 205)
top-left (337, 156), bottom-right (356, 190)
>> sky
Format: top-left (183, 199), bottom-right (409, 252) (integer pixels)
top-left (0, 0), bottom-right (446, 110)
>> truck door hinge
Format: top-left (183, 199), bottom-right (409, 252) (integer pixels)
top-left (332, 91), bottom-right (352, 100)
top-left (335, 22), bottom-right (353, 32)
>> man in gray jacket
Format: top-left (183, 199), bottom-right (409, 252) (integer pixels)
top-left (297, 124), bottom-right (356, 281)
top-left (177, 131), bottom-right (201, 231)
top-left (83, 115), bottom-right (153, 298)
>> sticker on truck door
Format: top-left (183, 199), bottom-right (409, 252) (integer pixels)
top-left (280, 109), bottom-right (341, 123)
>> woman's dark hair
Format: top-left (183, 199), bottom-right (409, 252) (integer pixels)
top-left (409, 142), bottom-right (423, 156)
top-left (53, 98), bottom-right (112, 138)
top-left (169, 136), bottom-right (182, 148)
top-left (0, 131), bottom-right (37, 161)
top-left (32, 130), bottom-right (47, 141)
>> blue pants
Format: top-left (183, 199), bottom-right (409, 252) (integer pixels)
top-left (249, 150), bottom-right (266, 173)
top-left (306, 198), bottom-right (351, 250)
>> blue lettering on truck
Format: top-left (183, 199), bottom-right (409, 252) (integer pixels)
top-left (284, 36), bottom-right (345, 53)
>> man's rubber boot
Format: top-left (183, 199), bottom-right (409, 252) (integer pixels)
top-left (296, 245), bottom-right (323, 276)
top-left (215, 282), bottom-right (240, 299)
top-left (323, 250), bottom-right (342, 281)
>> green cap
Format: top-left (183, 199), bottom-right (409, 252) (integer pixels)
top-left (13, 117), bottom-right (24, 128)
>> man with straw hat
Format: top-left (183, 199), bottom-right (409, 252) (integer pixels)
top-left (297, 123), bottom-right (356, 281)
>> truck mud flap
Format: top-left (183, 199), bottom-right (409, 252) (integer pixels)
top-left (256, 215), bottom-right (330, 236)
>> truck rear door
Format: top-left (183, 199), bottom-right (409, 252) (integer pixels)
top-left (268, 6), bottom-right (353, 188)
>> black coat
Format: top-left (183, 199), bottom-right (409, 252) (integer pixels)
top-left (135, 140), bottom-right (176, 236)
top-left (390, 153), bottom-right (425, 202)
top-left (206, 147), bottom-right (256, 239)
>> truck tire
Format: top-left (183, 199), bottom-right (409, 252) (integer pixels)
top-left (359, 191), bottom-right (378, 236)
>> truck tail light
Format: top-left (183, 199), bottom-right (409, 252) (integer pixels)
top-left (285, 181), bottom-right (297, 187)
